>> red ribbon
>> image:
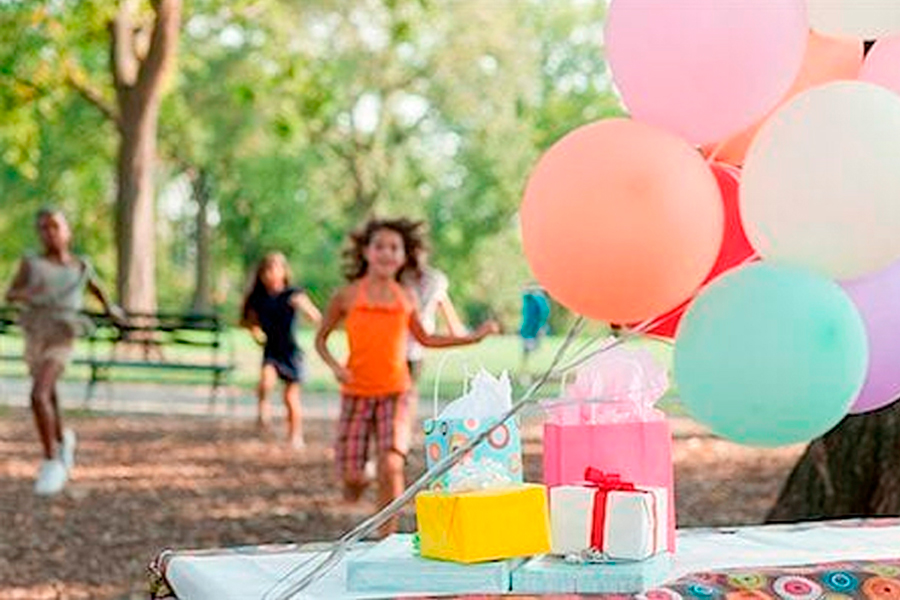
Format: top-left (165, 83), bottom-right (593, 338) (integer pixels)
top-left (583, 468), bottom-right (635, 551)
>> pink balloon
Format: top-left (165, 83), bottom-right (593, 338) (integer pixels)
top-left (844, 261), bottom-right (900, 414)
top-left (861, 36), bottom-right (900, 95)
top-left (605, 0), bottom-right (808, 146)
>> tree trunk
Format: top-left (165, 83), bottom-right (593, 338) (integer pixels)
top-left (767, 399), bottom-right (900, 523)
top-left (110, 0), bottom-right (181, 312)
top-left (116, 98), bottom-right (160, 314)
top-left (189, 168), bottom-right (212, 314)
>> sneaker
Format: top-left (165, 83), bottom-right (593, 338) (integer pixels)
top-left (34, 458), bottom-right (68, 496)
top-left (59, 428), bottom-right (77, 472)
top-left (364, 459), bottom-right (377, 481)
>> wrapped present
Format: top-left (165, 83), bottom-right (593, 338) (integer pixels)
top-left (346, 534), bottom-right (520, 594)
top-left (416, 483), bottom-right (551, 563)
top-left (511, 552), bottom-right (672, 594)
top-left (424, 370), bottom-right (523, 493)
top-left (542, 344), bottom-right (676, 551)
top-left (550, 468), bottom-right (667, 561)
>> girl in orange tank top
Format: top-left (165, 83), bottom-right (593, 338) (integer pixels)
top-left (315, 218), bottom-right (499, 536)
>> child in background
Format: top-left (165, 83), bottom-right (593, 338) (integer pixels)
top-left (519, 282), bottom-right (551, 377)
top-left (5, 208), bottom-right (123, 496)
top-left (316, 218), bottom-right (499, 536)
top-left (241, 252), bottom-right (321, 449)
top-left (402, 249), bottom-right (467, 384)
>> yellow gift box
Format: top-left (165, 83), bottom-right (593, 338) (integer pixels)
top-left (416, 483), bottom-right (551, 563)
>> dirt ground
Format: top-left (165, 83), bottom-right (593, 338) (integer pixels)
top-left (0, 409), bottom-right (806, 600)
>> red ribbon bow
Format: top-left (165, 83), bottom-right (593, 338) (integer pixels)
top-left (583, 467), bottom-right (635, 551)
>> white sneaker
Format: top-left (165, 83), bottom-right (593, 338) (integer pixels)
top-left (34, 458), bottom-right (68, 496)
top-left (59, 428), bottom-right (77, 471)
top-left (364, 459), bottom-right (377, 481)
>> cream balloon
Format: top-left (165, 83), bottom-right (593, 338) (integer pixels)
top-left (742, 81), bottom-right (900, 280)
top-left (808, 0), bottom-right (900, 39)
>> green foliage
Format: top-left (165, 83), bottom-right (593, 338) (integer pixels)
top-left (1, 0), bottom-right (624, 328)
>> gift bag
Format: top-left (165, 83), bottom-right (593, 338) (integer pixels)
top-left (542, 343), bottom-right (676, 551)
top-left (423, 368), bottom-right (524, 492)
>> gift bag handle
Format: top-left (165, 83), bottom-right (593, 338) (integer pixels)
top-left (432, 350), bottom-right (472, 419)
top-left (559, 368), bottom-right (574, 396)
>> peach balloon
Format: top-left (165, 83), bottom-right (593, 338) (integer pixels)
top-left (706, 32), bottom-right (863, 166)
top-left (520, 119), bottom-right (724, 323)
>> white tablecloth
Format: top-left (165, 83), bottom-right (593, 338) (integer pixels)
top-left (157, 519), bottom-right (900, 600)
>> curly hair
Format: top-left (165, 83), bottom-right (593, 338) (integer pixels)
top-left (342, 218), bottom-right (426, 282)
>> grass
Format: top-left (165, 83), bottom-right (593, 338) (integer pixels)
top-left (0, 327), bottom-right (680, 405)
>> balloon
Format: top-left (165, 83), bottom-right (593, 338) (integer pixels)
top-left (861, 36), bottom-right (900, 96)
top-left (808, 0), bottom-right (900, 40)
top-left (707, 32), bottom-right (863, 167)
top-left (674, 263), bottom-right (868, 447)
top-left (844, 261), bottom-right (900, 414)
top-left (643, 163), bottom-right (755, 339)
top-left (605, 0), bottom-right (807, 145)
top-left (520, 119), bottom-right (723, 323)
top-left (742, 81), bottom-right (900, 280)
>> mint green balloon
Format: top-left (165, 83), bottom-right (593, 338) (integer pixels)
top-left (674, 263), bottom-right (868, 447)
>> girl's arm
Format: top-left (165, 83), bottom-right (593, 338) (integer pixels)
top-left (239, 308), bottom-right (266, 346)
top-left (5, 259), bottom-right (31, 303)
top-left (315, 287), bottom-right (352, 384)
top-left (87, 278), bottom-right (124, 320)
top-left (85, 265), bottom-right (127, 325)
top-left (436, 293), bottom-right (467, 336)
top-left (291, 291), bottom-right (323, 326)
top-left (407, 290), bottom-right (498, 348)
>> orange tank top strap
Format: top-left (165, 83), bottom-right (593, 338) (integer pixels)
top-left (351, 278), bottom-right (412, 312)
top-left (343, 278), bottom-right (413, 397)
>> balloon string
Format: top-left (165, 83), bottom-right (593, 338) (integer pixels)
top-left (261, 253), bottom-right (763, 598)
top-left (262, 317), bottom-right (588, 600)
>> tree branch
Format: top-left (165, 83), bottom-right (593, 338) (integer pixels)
top-left (111, 0), bottom-right (140, 91)
top-left (136, 0), bottom-right (182, 102)
top-left (65, 71), bottom-right (120, 125)
top-left (1, 73), bottom-right (50, 104)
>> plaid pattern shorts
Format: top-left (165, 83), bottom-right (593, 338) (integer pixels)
top-left (335, 393), bottom-right (410, 481)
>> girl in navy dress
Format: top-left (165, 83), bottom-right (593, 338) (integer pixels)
top-left (241, 253), bottom-right (321, 448)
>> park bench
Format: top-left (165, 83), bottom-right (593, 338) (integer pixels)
top-left (0, 305), bottom-right (236, 407)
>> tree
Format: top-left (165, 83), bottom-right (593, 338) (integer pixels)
top-left (767, 400), bottom-right (900, 522)
top-left (0, 4), bottom-right (117, 278)
top-left (107, 0), bottom-right (182, 313)
top-left (1, 0), bottom-right (181, 313)
top-left (3, 0), bottom-right (624, 323)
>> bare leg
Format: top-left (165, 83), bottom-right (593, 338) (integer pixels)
top-left (257, 364), bottom-right (277, 432)
top-left (283, 382), bottom-right (303, 447)
top-left (30, 362), bottom-right (65, 460)
top-left (343, 477), bottom-right (369, 503)
top-left (406, 360), bottom-right (421, 427)
top-left (51, 385), bottom-right (63, 445)
top-left (377, 450), bottom-right (405, 537)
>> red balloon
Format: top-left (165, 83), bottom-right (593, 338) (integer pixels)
top-left (640, 163), bottom-right (756, 338)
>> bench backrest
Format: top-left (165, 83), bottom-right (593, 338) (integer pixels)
top-left (0, 306), bottom-right (231, 351)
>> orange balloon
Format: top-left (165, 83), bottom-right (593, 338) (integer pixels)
top-left (706, 31), bottom-right (863, 166)
top-left (520, 119), bottom-right (723, 323)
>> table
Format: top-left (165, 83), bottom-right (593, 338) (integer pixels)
top-left (149, 518), bottom-right (900, 599)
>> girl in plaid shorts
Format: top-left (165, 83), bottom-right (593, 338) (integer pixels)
top-left (315, 218), bottom-right (499, 536)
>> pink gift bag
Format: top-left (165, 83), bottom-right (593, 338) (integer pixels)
top-left (542, 344), bottom-right (676, 551)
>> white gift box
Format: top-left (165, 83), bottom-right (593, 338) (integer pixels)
top-left (550, 484), bottom-right (667, 561)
